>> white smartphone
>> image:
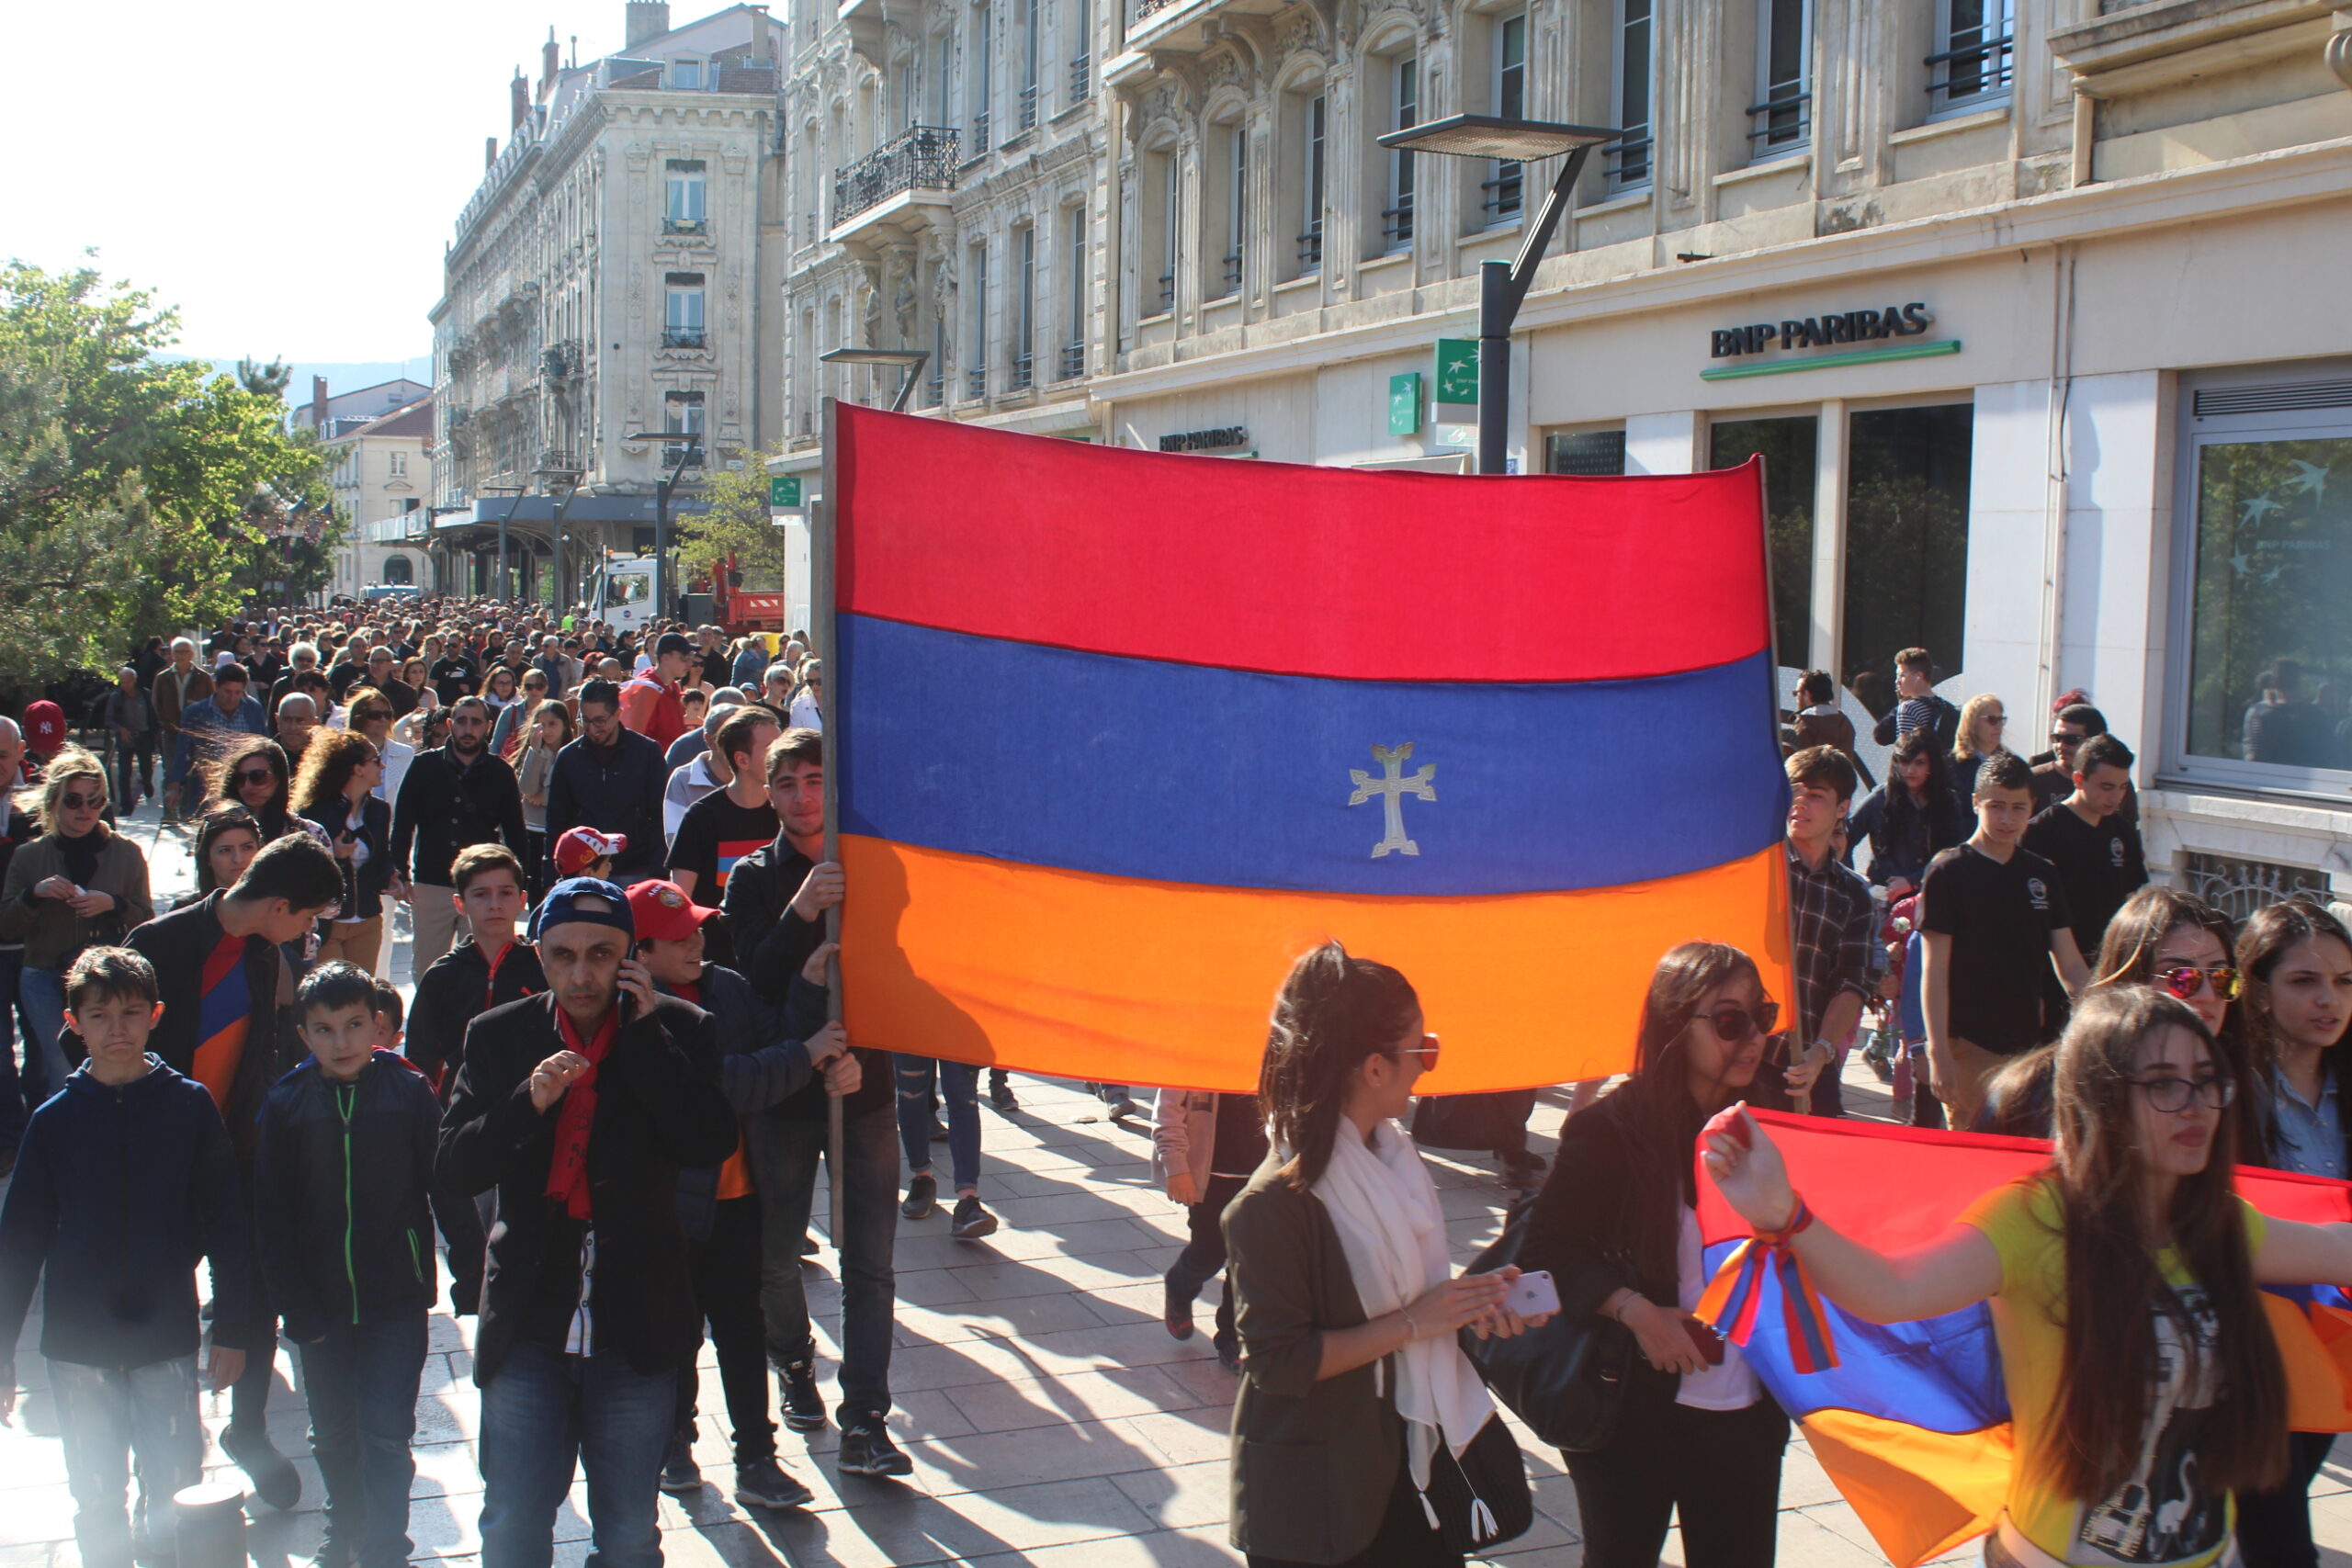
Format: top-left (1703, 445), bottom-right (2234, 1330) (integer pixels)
top-left (1505, 1269), bottom-right (1560, 1318)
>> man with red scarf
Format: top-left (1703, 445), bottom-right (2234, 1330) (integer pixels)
top-left (436, 878), bottom-right (737, 1568)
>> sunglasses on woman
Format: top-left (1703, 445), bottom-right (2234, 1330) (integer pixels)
top-left (1702, 1000), bottom-right (1781, 1043)
top-left (356, 707), bottom-right (391, 723)
top-left (2132, 1073), bottom-right (2235, 1113)
top-left (2158, 964), bottom-right (2242, 1002)
top-left (236, 768), bottom-right (276, 787)
top-left (60, 792), bottom-right (106, 811)
top-left (1393, 1032), bottom-right (1441, 1070)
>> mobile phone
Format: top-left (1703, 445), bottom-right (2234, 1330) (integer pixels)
top-left (1683, 1316), bottom-right (1726, 1366)
top-left (1505, 1270), bottom-right (1560, 1318)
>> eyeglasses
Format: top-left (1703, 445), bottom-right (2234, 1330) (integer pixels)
top-left (2052, 730), bottom-right (2086, 746)
top-left (235, 769), bottom-right (275, 787)
top-left (356, 708), bottom-right (391, 723)
top-left (1393, 1032), bottom-right (1441, 1070)
top-left (1702, 1000), bottom-right (1781, 1043)
top-left (60, 792), bottom-right (106, 810)
top-left (2132, 1073), bottom-right (2236, 1113)
top-left (1984, 714), bottom-right (2007, 725)
top-left (2158, 964), bottom-right (2244, 1002)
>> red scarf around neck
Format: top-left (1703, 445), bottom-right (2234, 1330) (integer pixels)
top-left (545, 1005), bottom-right (617, 1221)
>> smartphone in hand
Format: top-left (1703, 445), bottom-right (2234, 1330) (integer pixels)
top-left (1682, 1316), bottom-right (1727, 1366)
top-left (1505, 1269), bottom-right (1560, 1318)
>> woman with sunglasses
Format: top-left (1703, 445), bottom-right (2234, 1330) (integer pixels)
top-left (343, 686), bottom-right (414, 807)
top-left (0, 748), bottom-right (154, 1098)
top-left (292, 728), bottom-right (392, 971)
top-left (491, 668), bottom-right (546, 756)
top-left (1225, 941), bottom-right (1539, 1568)
top-left (2232, 898), bottom-right (2352, 1568)
top-left (1704, 983), bottom-right (2352, 1568)
top-left (1517, 942), bottom-right (1792, 1568)
top-left (1948, 694), bottom-right (2011, 829)
top-left (788, 658), bottom-right (823, 732)
top-left (206, 738), bottom-right (298, 844)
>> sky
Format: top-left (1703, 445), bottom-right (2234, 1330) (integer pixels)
top-left (1, 0), bottom-right (641, 368)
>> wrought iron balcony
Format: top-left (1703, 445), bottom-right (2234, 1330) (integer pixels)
top-left (661, 328), bottom-right (708, 349)
top-left (1927, 33), bottom-right (2013, 106)
top-left (832, 126), bottom-right (962, 225)
top-left (662, 216), bottom-right (708, 235)
top-left (1010, 351), bottom-right (1034, 391)
top-left (542, 339), bottom-right (582, 383)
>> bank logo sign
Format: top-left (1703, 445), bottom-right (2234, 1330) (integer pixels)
top-left (1702, 302), bottom-right (1960, 381)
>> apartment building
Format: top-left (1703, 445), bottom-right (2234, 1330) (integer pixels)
top-left (319, 394), bottom-right (435, 599)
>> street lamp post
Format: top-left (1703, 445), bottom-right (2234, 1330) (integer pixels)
top-left (621, 429), bottom-right (704, 621)
top-left (1374, 114), bottom-right (1620, 475)
top-left (478, 483), bottom-right (526, 601)
top-left (818, 347), bottom-right (932, 413)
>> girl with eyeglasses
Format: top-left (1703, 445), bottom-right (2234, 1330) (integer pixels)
top-left (1225, 941), bottom-right (1540, 1568)
top-left (2231, 898), bottom-right (2352, 1568)
top-left (1705, 984), bottom-right (2352, 1568)
top-left (1517, 942), bottom-right (1792, 1568)
top-left (0, 748), bottom-right (154, 1100)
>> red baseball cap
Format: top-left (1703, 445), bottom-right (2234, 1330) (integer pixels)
top-left (624, 878), bottom-right (721, 943)
top-left (553, 826), bottom-right (627, 875)
top-left (22, 701), bottom-right (64, 751)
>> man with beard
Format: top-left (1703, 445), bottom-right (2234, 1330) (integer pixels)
top-left (389, 696), bottom-right (528, 972)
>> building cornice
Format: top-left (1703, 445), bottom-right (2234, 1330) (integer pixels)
top-left (1089, 134), bottom-right (2352, 403)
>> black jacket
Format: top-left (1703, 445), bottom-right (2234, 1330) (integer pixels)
top-left (389, 746), bottom-right (528, 888)
top-left (544, 731), bottom-right (667, 879)
top-left (435, 991), bottom-right (736, 1383)
top-left (254, 1051), bottom-right (443, 1340)
top-left (406, 936), bottom-right (544, 1097)
top-left (126, 891), bottom-right (299, 1158)
top-left (303, 795), bottom-right (394, 919)
top-left (0, 1058), bottom-right (253, 1378)
top-left (656, 964), bottom-right (830, 1241)
top-left (720, 833), bottom-right (891, 1122)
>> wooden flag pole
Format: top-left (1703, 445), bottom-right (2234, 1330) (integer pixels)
top-left (816, 398), bottom-right (844, 1247)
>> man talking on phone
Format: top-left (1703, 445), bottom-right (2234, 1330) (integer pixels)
top-left (436, 877), bottom-right (738, 1568)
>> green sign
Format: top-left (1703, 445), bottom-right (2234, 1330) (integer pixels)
top-left (1388, 372), bottom-right (1423, 437)
top-left (768, 475), bottom-right (803, 507)
top-left (1434, 339), bottom-right (1479, 406)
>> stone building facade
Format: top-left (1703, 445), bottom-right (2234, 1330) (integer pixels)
top-left (321, 396), bottom-right (435, 599)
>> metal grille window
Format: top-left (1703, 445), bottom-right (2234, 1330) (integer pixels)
top-left (1928, 0), bottom-right (2013, 113)
top-left (1214, 121), bottom-right (1245, 297)
top-left (1484, 17), bottom-right (1526, 220)
top-left (1548, 429), bottom-right (1626, 476)
top-left (974, 3), bottom-right (994, 147)
top-left (1382, 56), bottom-right (1417, 251)
top-left (1062, 208), bottom-right (1086, 378)
top-left (1069, 0), bottom-right (1091, 101)
top-left (663, 274), bottom-right (707, 347)
top-left (2184, 853), bottom-right (2334, 924)
top-left (1019, 0), bottom-right (1040, 129)
top-left (1298, 93), bottom-right (1326, 272)
top-left (1750, 0), bottom-right (1809, 155)
top-left (1609, 0), bottom-right (1653, 189)
top-left (967, 243), bottom-right (989, 397)
top-left (1012, 225), bottom-right (1036, 389)
top-left (665, 160), bottom-right (707, 231)
top-left (1159, 152), bottom-right (1180, 312)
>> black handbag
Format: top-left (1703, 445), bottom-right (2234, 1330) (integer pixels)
top-left (1425, 1413), bottom-right (1533, 1552)
top-left (1458, 1194), bottom-right (1635, 1452)
top-left (1409, 1089), bottom-right (1537, 1153)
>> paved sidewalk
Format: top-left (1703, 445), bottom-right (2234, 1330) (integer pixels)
top-left (4, 799), bottom-right (2350, 1567)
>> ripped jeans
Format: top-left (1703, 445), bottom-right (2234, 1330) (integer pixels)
top-left (50, 1354), bottom-right (205, 1568)
top-left (894, 1056), bottom-right (980, 1192)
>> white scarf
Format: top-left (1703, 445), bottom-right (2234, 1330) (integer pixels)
top-left (1309, 1117), bottom-right (1496, 1516)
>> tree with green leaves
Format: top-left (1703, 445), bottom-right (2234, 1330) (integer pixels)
top-left (0, 260), bottom-right (333, 683)
top-left (236, 356), bottom-right (292, 398)
top-left (674, 444), bottom-right (786, 591)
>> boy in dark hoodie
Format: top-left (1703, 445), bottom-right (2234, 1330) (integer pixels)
top-left (255, 962), bottom-right (443, 1568)
top-left (405, 843), bottom-right (541, 1314)
top-left (0, 946), bottom-right (251, 1568)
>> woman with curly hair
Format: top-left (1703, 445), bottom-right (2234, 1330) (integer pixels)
top-left (292, 728), bottom-right (391, 970)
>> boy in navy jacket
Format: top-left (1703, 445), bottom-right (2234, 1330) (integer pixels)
top-left (0, 947), bottom-right (250, 1568)
top-left (254, 962), bottom-right (442, 1568)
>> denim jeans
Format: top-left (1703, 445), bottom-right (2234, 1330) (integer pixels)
top-left (300, 1314), bottom-right (429, 1568)
top-left (895, 1056), bottom-right (980, 1192)
top-left (0, 948), bottom-right (28, 1147)
top-left (50, 1355), bottom-right (205, 1568)
top-left (1167, 1174), bottom-right (1246, 1348)
top-left (479, 1340), bottom-right (674, 1568)
top-left (746, 1100), bottom-right (898, 1424)
top-left (19, 964), bottom-right (74, 1106)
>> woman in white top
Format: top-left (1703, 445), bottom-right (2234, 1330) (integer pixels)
top-left (789, 657), bottom-right (824, 731)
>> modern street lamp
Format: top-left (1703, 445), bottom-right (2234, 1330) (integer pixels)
top-left (1374, 114), bottom-right (1620, 475)
top-left (535, 452), bottom-right (585, 611)
top-left (818, 347), bottom-right (932, 413)
top-left (621, 429), bottom-right (704, 621)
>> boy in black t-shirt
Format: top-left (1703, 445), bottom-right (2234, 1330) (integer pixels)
top-left (2020, 732), bottom-right (2148, 960)
top-left (1918, 752), bottom-right (2090, 1129)
top-left (667, 705), bottom-right (784, 902)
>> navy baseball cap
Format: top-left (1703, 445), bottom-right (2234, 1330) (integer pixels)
top-left (531, 876), bottom-right (636, 942)
top-left (655, 631), bottom-right (695, 659)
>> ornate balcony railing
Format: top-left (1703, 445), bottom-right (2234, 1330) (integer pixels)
top-left (661, 327), bottom-right (708, 349)
top-left (832, 126), bottom-right (962, 225)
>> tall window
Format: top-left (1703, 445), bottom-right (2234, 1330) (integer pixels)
top-left (388, 451), bottom-right (409, 478)
top-left (1711, 416), bottom-right (1818, 666)
top-left (1063, 207), bottom-right (1087, 378)
top-left (973, 3), bottom-right (994, 146)
top-left (933, 29), bottom-right (955, 124)
top-left (1486, 17), bottom-right (1526, 220)
top-left (665, 159), bottom-right (707, 231)
top-left (663, 391), bottom-right (706, 449)
top-left (1611, 0), bottom-right (1653, 189)
top-left (1159, 151), bottom-right (1181, 312)
top-left (1930, 0), bottom-right (2014, 114)
top-left (1382, 55), bottom-right (1417, 252)
top-left (664, 273), bottom-right (707, 347)
top-left (1208, 118), bottom-right (1245, 297)
top-left (1019, 0), bottom-right (1041, 129)
top-left (1012, 225), bottom-right (1036, 388)
top-left (671, 58), bottom-right (704, 89)
top-left (1840, 405), bottom-right (1973, 706)
top-left (967, 243), bottom-right (989, 397)
top-left (1300, 93), bottom-right (1326, 273)
top-left (1068, 0), bottom-right (1091, 100)
top-left (1752, 0), bottom-right (1809, 155)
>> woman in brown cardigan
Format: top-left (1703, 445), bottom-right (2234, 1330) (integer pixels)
top-left (1223, 942), bottom-right (1542, 1567)
top-left (0, 747), bottom-right (153, 1097)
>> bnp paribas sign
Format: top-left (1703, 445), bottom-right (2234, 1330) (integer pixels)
top-left (1702, 303), bottom-right (1958, 381)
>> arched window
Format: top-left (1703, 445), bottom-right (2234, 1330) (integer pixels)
top-left (383, 556), bottom-right (414, 586)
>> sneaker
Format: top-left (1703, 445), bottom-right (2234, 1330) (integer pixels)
top-left (949, 1195), bottom-right (999, 1240)
top-left (900, 1173), bottom-right (937, 1221)
top-left (779, 1359), bottom-right (828, 1433)
top-left (836, 1421), bottom-right (913, 1477)
top-left (733, 1457), bottom-right (815, 1510)
top-left (659, 1437), bottom-right (704, 1494)
top-left (220, 1423), bottom-right (303, 1511)
top-left (1162, 1276), bottom-right (1196, 1341)
top-left (989, 1073), bottom-right (1018, 1112)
